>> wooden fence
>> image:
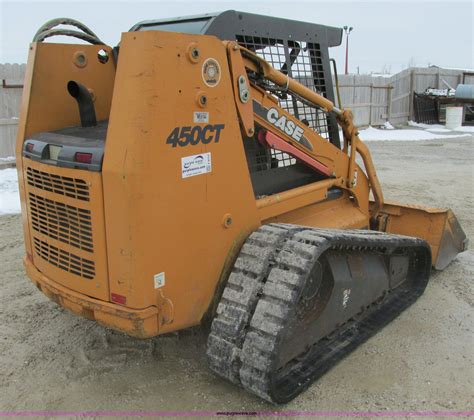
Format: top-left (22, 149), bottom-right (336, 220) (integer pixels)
top-left (0, 63), bottom-right (25, 160)
top-left (1, 63), bottom-right (473, 159)
top-left (335, 67), bottom-right (474, 127)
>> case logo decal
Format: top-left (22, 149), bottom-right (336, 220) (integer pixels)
top-left (252, 100), bottom-right (313, 151)
top-left (266, 108), bottom-right (305, 142)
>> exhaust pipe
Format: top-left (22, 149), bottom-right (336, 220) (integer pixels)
top-left (67, 80), bottom-right (97, 127)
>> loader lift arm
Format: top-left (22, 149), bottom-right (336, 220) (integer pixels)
top-left (226, 42), bottom-right (385, 215)
top-left (225, 40), bottom-right (466, 270)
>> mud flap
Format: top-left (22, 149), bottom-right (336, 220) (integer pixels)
top-left (372, 201), bottom-right (468, 270)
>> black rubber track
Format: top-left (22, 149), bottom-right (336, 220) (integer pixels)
top-left (206, 224), bottom-right (431, 403)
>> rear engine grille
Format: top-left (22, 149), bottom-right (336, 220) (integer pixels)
top-left (29, 193), bottom-right (93, 252)
top-left (26, 167), bottom-right (90, 201)
top-left (33, 237), bottom-right (95, 279)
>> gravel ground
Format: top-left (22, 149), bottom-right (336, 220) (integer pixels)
top-left (0, 135), bottom-right (473, 413)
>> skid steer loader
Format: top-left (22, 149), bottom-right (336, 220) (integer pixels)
top-left (16, 11), bottom-right (467, 403)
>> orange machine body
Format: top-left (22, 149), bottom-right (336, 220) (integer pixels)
top-left (17, 31), bottom-right (466, 338)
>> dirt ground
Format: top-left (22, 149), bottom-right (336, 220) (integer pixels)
top-left (1, 135), bottom-right (473, 414)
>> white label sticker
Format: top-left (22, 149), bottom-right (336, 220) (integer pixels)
top-left (181, 152), bottom-right (212, 178)
top-left (154, 272), bottom-right (165, 289)
top-left (193, 111), bottom-right (209, 123)
top-left (342, 289), bottom-right (351, 308)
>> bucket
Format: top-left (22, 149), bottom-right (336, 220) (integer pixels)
top-left (445, 107), bottom-right (463, 130)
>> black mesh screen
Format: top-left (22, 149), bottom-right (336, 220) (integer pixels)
top-left (236, 35), bottom-right (332, 140)
top-left (243, 133), bottom-right (296, 174)
top-left (242, 131), bottom-right (324, 198)
top-left (236, 35), bottom-right (333, 197)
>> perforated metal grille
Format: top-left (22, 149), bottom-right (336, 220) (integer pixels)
top-left (26, 167), bottom-right (90, 201)
top-left (29, 193), bottom-right (93, 252)
top-left (33, 237), bottom-right (95, 280)
top-left (236, 35), bottom-right (331, 140)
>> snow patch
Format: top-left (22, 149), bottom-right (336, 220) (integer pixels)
top-left (408, 121), bottom-right (452, 133)
top-left (383, 121), bottom-right (395, 130)
top-left (359, 126), bottom-right (471, 142)
top-left (369, 73), bottom-right (393, 78)
top-left (0, 156), bottom-right (16, 163)
top-left (408, 121), bottom-right (474, 133)
top-left (453, 125), bottom-right (474, 133)
top-left (0, 168), bottom-right (21, 215)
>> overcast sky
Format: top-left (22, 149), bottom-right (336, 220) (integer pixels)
top-left (0, 0), bottom-right (472, 74)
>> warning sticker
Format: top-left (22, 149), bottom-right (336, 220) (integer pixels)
top-left (181, 152), bottom-right (212, 178)
top-left (194, 111), bottom-right (209, 123)
top-left (154, 272), bottom-right (165, 289)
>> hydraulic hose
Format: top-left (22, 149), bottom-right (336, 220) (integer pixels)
top-left (33, 17), bottom-right (105, 45)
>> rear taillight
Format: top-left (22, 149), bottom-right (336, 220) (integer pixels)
top-left (75, 152), bottom-right (93, 164)
top-left (111, 293), bottom-right (127, 305)
top-left (26, 143), bottom-right (34, 153)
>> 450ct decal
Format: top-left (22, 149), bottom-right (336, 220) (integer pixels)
top-left (166, 124), bottom-right (225, 147)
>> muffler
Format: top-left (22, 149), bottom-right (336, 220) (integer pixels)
top-left (67, 80), bottom-right (97, 127)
